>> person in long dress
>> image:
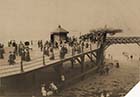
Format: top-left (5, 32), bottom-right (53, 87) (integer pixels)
top-left (8, 52), bottom-right (16, 65)
top-left (49, 47), bottom-right (54, 60)
top-left (0, 45), bottom-right (4, 59)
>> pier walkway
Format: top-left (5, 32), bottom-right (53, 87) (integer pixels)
top-left (0, 43), bottom-right (98, 78)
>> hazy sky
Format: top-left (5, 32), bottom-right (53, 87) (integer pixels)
top-left (0, 0), bottom-right (140, 41)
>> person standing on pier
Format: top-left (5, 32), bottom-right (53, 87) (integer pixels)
top-left (49, 46), bottom-right (54, 60)
top-left (38, 40), bottom-right (43, 51)
top-left (85, 42), bottom-right (89, 48)
top-left (0, 44), bottom-right (5, 59)
top-left (18, 41), bottom-right (24, 56)
top-left (8, 41), bottom-right (11, 47)
top-left (77, 44), bottom-right (82, 54)
top-left (21, 49), bottom-right (26, 61)
top-left (130, 55), bottom-right (133, 60)
top-left (40, 43), bottom-right (43, 52)
top-left (37, 40), bottom-right (40, 48)
top-left (72, 45), bottom-right (76, 55)
top-left (60, 45), bottom-right (67, 59)
top-left (12, 41), bottom-right (18, 55)
top-left (24, 47), bottom-right (31, 61)
top-left (81, 41), bottom-right (84, 52)
top-left (43, 46), bottom-right (50, 57)
top-left (31, 40), bottom-right (33, 45)
top-left (8, 51), bottom-right (16, 65)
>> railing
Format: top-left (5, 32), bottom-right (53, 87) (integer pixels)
top-left (106, 37), bottom-right (140, 44)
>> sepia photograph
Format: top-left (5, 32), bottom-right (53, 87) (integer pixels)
top-left (0, 0), bottom-right (140, 97)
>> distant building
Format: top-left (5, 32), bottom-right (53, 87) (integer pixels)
top-left (50, 25), bottom-right (69, 44)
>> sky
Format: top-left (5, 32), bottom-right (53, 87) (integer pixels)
top-left (0, 0), bottom-right (140, 41)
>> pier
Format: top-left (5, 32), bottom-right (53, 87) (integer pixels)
top-left (0, 27), bottom-right (140, 96)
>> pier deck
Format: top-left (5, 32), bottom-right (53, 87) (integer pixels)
top-left (0, 44), bottom-right (98, 78)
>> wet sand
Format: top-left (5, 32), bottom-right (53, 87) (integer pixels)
top-left (59, 60), bottom-right (140, 97)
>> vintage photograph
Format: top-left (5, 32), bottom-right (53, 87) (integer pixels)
top-left (0, 0), bottom-right (140, 97)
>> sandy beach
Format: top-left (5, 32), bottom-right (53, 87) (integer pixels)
top-left (59, 59), bottom-right (139, 97)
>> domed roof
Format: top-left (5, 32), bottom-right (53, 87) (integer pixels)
top-left (51, 25), bottom-right (69, 34)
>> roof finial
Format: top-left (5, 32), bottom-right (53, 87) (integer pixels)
top-left (58, 25), bottom-right (61, 28)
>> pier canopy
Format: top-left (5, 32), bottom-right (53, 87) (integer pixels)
top-left (50, 25), bottom-right (69, 44)
top-left (90, 26), bottom-right (123, 36)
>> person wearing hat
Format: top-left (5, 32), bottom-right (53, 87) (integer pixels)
top-left (8, 51), bottom-right (16, 65)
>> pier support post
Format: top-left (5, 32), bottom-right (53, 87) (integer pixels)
top-left (96, 49), bottom-right (99, 65)
top-left (96, 33), bottom-right (107, 66)
top-left (81, 55), bottom-right (85, 80)
top-left (32, 71), bottom-right (37, 96)
top-left (90, 42), bottom-right (93, 61)
top-left (71, 59), bottom-right (74, 69)
top-left (96, 48), bottom-right (104, 66)
top-left (0, 78), bottom-right (4, 95)
top-left (53, 62), bottom-right (65, 82)
top-left (75, 55), bottom-right (85, 73)
top-left (20, 60), bottom-right (24, 72)
top-left (43, 55), bottom-right (45, 65)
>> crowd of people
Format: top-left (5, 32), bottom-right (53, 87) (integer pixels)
top-left (0, 36), bottom-right (93, 66)
top-left (0, 40), bottom-right (32, 65)
top-left (41, 82), bottom-right (59, 97)
top-left (37, 37), bottom-right (92, 61)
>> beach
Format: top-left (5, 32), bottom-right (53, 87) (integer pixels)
top-left (60, 58), bottom-right (140, 97)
